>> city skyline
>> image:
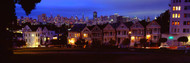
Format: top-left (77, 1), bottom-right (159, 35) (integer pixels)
top-left (16, 0), bottom-right (170, 20)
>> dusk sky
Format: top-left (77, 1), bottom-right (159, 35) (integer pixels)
top-left (16, 0), bottom-right (170, 20)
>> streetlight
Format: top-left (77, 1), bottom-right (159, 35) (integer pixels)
top-left (128, 31), bottom-right (132, 47)
top-left (146, 35), bottom-right (151, 47)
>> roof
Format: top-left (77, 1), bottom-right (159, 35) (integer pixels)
top-left (70, 24), bottom-right (86, 32)
top-left (124, 22), bottom-right (134, 28)
top-left (139, 20), bottom-right (150, 28)
top-left (110, 23), bottom-right (120, 29)
top-left (87, 25), bottom-right (95, 31)
top-left (97, 24), bottom-right (107, 30)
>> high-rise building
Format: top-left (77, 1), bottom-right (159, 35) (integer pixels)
top-left (170, 0), bottom-right (190, 35)
top-left (147, 17), bottom-right (150, 22)
top-left (93, 11), bottom-right (97, 20)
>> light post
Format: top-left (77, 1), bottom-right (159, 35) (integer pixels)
top-left (146, 35), bottom-right (151, 46)
top-left (128, 31), bottom-right (132, 47)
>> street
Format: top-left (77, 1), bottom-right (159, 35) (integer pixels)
top-left (9, 48), bottom-right (190, 63)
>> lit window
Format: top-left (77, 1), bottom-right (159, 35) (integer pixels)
top-left (53, 37), bottom-right (57, 40)
top-left (83, 33), bottom-right (88, 38)
top-left (178, 14), bottom-right (180, 18)
top-left (173, 6), bottom-right (176, 11)
top-left (176, 6), bottom-right (181, 11)
top-left (31, 34), bottom-right (35, 37)
top-left (178, 6), bottom-right (181, 11)
top-left (172, 14), bottom-right (175, 18)
top-left (178, 21), bottom-right (180, 25)
top-left (68, 38), bottom-right (76, 45)
top-left (175, 14), bottom-right (178, 18)
top-left (175, 22), bottom-right (178, 25)
top-left (172, 21), bottom-right (175, 25)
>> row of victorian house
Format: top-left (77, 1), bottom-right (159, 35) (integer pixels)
top-left (19, 20), bottom-right (160, 48)
top-left (68, 21), bottom-right (161, 47)
top-left (21, 25), bottom-right (57, 47)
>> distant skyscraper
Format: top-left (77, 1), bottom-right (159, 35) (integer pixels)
top-left (93, 11), bottom-right (97, 20)
top-left (86, 17), bottom-right (89, 21)
top-left (117, 16), bottom-right (123, 23)
top-left (81, 14), bottom-right (85, 21)
top-left (147, 17), bottom-right (150, 22)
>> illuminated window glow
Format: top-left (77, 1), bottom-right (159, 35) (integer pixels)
top-left (83, 33), bottom-right (88, 38)
top-left (173, 13), bottom-right (180, 18)
top-left (173, 6), bottom-right (176, 11)
top-left (173, 6), bottom-right (181, 11)
top-left (53, 37), bottom-right (57, 40)
top-left (68, 38), bottom-right (76, 45)
top-left (131, 36), bottom-right (135, 40)
top-left (172, 14), bottom-right (175, 18)
top-left (146, 35), bottom-right (151, 39)
top-left (31, 34), bottom-right (35, 37)
top-left (178, 14), bottom-right (180, 18)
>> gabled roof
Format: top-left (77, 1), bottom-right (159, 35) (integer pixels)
top-left (97, 24), bottom-right (107, 30)
top-left (87, 25), bottom-right (95, 31)
top-left (110, 23), bottom-right (120, 29)
top-left (146, 21), bottom-right (161, 28)
top-left (70, 24), bottom-right (86, 32)
top-left (139, 20), bottom-right (150, 28)
top-left (124, 22), bottom-right (134, 28)
top-left (131, 21), bottom-right (145, 29)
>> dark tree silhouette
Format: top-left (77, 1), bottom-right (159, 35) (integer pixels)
top-left (122, 38), bottom-right (130, 48)
top-left (91, 39), bottom-right (101, 48)
top-left (159, 38), bottom-right (168, 43)
top-left (178, 36), bottom-right (188, 46)
top-left (18, 0), bottom-right (41, 15)
top-left (155, 10), bottom-right (170, 33)
top-left (140, 38), bottom-right (147, 48)
top-left (1, 0), bottom-right (41, 61)
top-left (15, 40), bottom-right (26, 48)
top-left (109, 39), bottom-right (116, 46)
top-left (75, 39), bottom-right (86, 48)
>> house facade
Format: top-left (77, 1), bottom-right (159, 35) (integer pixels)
top-left (103, 24), bottom-right (117, 44)
top-left (67, 24), bottom-right (86, 45)
top-left (116, 22), bottom-right (133, 45)
top-left (22, 25), bottom-right (55, 47)
top-left (91, 25), bottom-right (104, 44)
top-left (130, 21), bottom-right (145, 46)
top-left (146, 21), bottom-right (161, 43)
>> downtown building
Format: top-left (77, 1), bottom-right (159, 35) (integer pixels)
top-left (163, 0), bottom-right (190, 46)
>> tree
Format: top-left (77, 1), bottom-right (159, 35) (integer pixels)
top-left (159, 38), bottom-right (168, 43)
top-left (15, 40), bottom-right (26, 48)
top-left (140, 38), bottom-right (147, 48)
top-left (1, 0), bottom-right (41, 62)
top-left (91, 39), bottom-right (101, 48)
top-left (122, 38), bottom-right (130, 48)
top-left (109, 39), bottom-right (116, 46)
top-left (75, 38), bottom-right (86, 48)
top-left (158, 38), bottom-right (168, 47)
top-left (50, 37), bottom-right (67, 48)
top-left (155, 10), bottom-right (170, 33)
top-left (178, 36), bottom-right (188, 46)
